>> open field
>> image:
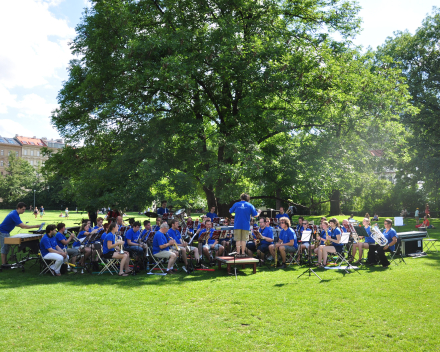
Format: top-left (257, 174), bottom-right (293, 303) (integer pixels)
top-left (0, 210), bottom-right (439, 351)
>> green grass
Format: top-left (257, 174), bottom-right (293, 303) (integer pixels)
top-left (0, 211), bottom-right (439, 351)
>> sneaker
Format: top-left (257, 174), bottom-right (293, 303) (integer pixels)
top-left (280, 263), bottom-right (287, 269)
top-left (166, 269), bottom-right (174, 275)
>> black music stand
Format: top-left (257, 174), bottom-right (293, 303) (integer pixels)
top-left (297, 231), bottom-right (322, 281)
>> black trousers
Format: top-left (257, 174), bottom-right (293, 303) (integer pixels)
top-left (367, 244), bottom-right (390, 266)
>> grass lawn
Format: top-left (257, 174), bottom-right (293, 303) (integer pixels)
top-left (0, 210), bottom-right (439, 351)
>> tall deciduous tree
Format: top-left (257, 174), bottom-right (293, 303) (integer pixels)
top-left (49, 0), bottom-right (412, 215)
top-left (378, 7), bottom-right (440, 211)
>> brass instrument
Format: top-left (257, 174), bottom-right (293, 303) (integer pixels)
top-left (324, 229), bottom-right (332, 246)
top-left (370, 226), bottom-right (388, 246)
top-left (117, 235), bottom-right (125, 254)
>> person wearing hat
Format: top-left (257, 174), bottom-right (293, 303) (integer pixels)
top-left (415, 208), bottom-right (419, 225)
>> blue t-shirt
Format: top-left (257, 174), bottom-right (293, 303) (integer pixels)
top-left (199, 228), bottom-right (215, 245)
top-left (100, 232), bottom-right (108, 243)
top-left (167, 228), bottom-right (182, 245)
top-left (383, 228), bottom-right (398, 251)
top-left (55, 232), bottom-right (67, 249)
top-left (341, 226), bottom-right (347, 233)
top-left (153, 225), bottom-right (160, 232)
top-left (331, 228), bottom-right (343, 247)
top-left (279, 227), bottom-right (297, 249)
top-left (40, 234), bottom-right (56, 257)
top-left (0, 210), bottom-right (23, 234)
top-left (152, 231), bottom-right (169, 255)
top-left (229, 201), bottom-right (258, 231)
top-left (206, 212), bottom-right (218, 221)
top-left (73, 230), bottom-right (88, 247)
top-left (157, 207), bottom-right (169, 215)
top-left (320, 230), bottom-right (328, 245)
top-left (260, 227), bottom-right (274, 245)
top-left (140, 229), bottom-right (152, 242)
top-left (364, 226), bottom-right (375, 244)
top-left (276, 213), bottom-right (290, 220)
top-left (103, 233), bottom-right (116, 254)
top-left (125, 228), bottom-right (140, 246)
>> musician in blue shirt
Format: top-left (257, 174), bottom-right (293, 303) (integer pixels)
top-left (0, 202), bottom-right (42, 265)
top-left (199, 219), bottom-right (224, 265)
top-left (246, 218), bottom-right (274, 262)
top-left (275, 207), bottom-right (290, 220)
top-left (40, 224), bottom-right (67, 276)
top-left (153, 217), bottom-right (162, 232)
top-left (367, 219), bottom-right (397, 268)
top-left (229, 193), bottom-right (260, 257)
top-left (124, 221), bottom-right (146, 258)
top-left (54, 222), bottom-right (79, 270)
top-left (350, 218), bottom-right (373, 265)
top-left (167, 219), bottom-right (199, 272)
top-left (316, 218), bottom-right (342, 267)
top-left (152, 222), bottom-right (178, 275)
top-left (206, 206), bottom-right (218, 222)
top-left (156, 201), bottom-right (169, 216)
top-left (314, 221), bottom-right (330, 264)
top-left (102, 223), bottom-right (131, 276)
top-left (269, 217), bottom-right (297, 269)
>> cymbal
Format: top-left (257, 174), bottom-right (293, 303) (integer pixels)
top-left (145, 212), bottom-right (158, 218)
top-left (175, 208), bottom-right (186, 215)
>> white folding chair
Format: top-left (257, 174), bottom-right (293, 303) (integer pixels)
top-left (148, 247), bottom-right (167, 275)
top-left (96, 252), bottom-right (119, 275)
top-left (39, 251), bottom-right (55, 276)
top-left (333, 233), bottom-right (360, 275)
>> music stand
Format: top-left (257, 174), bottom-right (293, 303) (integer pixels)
top-left (297, 230), bottom-right (322, 281)
top-left (354, 226), bottom-right (369, 238)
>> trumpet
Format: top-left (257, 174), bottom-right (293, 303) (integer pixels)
top-left (117, 235), bottom-right (125, 254)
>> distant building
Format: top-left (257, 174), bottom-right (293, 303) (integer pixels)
top-left (0, 136), bottom-right (22, 175)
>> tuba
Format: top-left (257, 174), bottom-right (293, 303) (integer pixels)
top-left (370, 226), bottom-right (388, 246)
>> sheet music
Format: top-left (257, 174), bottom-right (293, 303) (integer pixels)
top-left (301, 230), bottom-right (312, 242)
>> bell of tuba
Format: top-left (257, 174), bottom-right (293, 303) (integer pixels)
top-left (370, 226), bottom-right (388, 246)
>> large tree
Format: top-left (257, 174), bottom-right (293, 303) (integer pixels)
top-left (377, 7), bottom-right (440, 211)
top-left (49, 0), bottom-right (412, 215)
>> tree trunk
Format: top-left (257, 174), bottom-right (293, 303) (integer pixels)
top-left (203, 186), bottom-right (217, 213)
top-left (329, 189), bottom-right (340, 216)
top-left (276, 189), bottom-right (281, 209)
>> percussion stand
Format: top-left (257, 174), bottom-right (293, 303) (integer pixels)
top-left (297, 233), bottom-right (322, 281)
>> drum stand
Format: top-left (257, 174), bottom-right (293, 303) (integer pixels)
top-left (297, 242), bottom-right (322, 281)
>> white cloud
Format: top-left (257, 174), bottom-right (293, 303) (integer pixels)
top-left (0, 0), bottom-right (75, 89)
top-left (17, 94), bottom-right (58, 117)
top-left (0, 119), bottom-right (34, 137)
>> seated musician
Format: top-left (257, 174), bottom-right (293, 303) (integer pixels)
top-left (140, 220), bottom-right (153, 245)
top-left (248, 217), bottom-right (273, 262)
top-left (167, 219), bottom-right (201, 271)
top-left (341, 219), bottom-right (349, 232)
top-left (350, 218), bottom-right (373, 265)
top-left (91, 217), bottom-right (105, 234)
top-left (219, 217), bottom-right (233, 253)
top-left (116, 216), bottom-right (124, 230)
top-left (40, 224), bottom-right (68, 276)
top-left (367, 219), bottom-right (397, 268)
top-left (0, 202), bottom-right (42, 266)
top-left (206, 206), bottom-right (218, 222)
top-left (373, 213), bottom-right (379, 221)
top-left (156, 200), bottom-right (169, 216)
top-left (269, 217), bottom-right (297, 269)
top-left (276, 207), bottom-right (290, 221)
top-left (153, 217), bottom-right (162, 232)
top-left (102, 223), bottom-right (131, 276)
top-left (315, 218), bottom-right (343, 267)
top-left (314, 220), bottom-right (329, 263)
top-left (297, 219), bottom-right (315, 260)
top-left (124, 221), bottom-right (146, 259)
top-left (199, 219), bottom-right (224, 265)
top-left (296, 217), bottom-right (304, 234)
top-left (72, 223), bottom-right (93, 266)
top-left (152, 222), bottom-right (178, 275)
top-left (54, 223), bottom-right (79, 271)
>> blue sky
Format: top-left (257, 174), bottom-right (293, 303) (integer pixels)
top-left (0, 0), bottom-right (437, 140)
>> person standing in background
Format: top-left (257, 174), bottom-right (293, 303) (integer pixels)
top-left (415, 208), bottom-right (419, 225)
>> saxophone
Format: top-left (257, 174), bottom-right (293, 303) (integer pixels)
top-left (324, 230), bottom-right (332, 246)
